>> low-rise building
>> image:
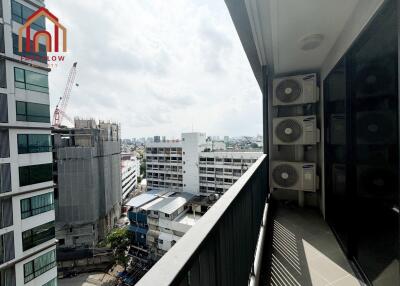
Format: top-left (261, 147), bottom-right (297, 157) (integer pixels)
top-left (126, 191), bottom-right (203, 262)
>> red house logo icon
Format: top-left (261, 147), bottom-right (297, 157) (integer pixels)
top-left (18, 7), bottom-right (67, 53)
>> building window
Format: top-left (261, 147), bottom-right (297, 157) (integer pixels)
top-left (0, 130), bottom-right (9, 158)
top-left (0, 267), bottom-right (16, 286)
top-left (0, 164), bottom-right (11, 194)
top-left (42, 278), bottom-right (57, 286)
top-left (22, 221), bottom-right (55, 251)
top-left (18, 134), bottom-right (52, 154)
top-left (19, 163), bottom-right (52, 187)
top-left (11, 1), bottom-right (45, 31)
top-left (0, 94), bottom-right (7, 123)
top-left (14, 68), bottom-right (48, 93)
top-left (12, 34), bottom-right (47, 63)
top-left (20, 193), bottom-right (54, 219)
top-left (16, 101), bottom-right (50, 123)
top-left (23, 249), bottom-right (56, 283)
top-left (0, 24), bottom-right (4, 53)
top-left (0, 232), bottom-right (15, 265)
top-left (0, 60), bottom-right (5, 88)
top-left (0, 198), bottom-right (13, 229)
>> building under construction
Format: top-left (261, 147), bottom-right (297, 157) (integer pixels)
top-left (52, 119), bottom-right (121, 251)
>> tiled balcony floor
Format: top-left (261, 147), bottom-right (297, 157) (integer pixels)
top-left (261, 203), bottom-right (363, 286)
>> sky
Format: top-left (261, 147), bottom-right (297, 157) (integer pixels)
top-left (46, 0), bottom-right (262, 139)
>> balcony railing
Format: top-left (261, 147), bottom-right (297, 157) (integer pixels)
top-left (137, 154), bottom-right (268, 286)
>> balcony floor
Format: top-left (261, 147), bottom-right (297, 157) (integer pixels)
top-left (261, 203), bottom-right (362, 286)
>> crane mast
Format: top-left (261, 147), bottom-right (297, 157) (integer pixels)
top-left (52, 62), bottom-right (78, 127)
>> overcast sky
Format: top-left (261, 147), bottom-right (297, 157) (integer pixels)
top-left (46, 0), bottom-right (262, 139)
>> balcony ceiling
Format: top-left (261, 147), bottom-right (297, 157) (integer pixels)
top-left (246, 0), bottom-right (363, 75)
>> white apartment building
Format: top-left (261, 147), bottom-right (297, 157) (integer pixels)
top-left (121, 155), bottom-right (140, 201)
top-left (146, 141), bottom-right (183, 191)
top-left (199, 152), bottom-right (261, 194)
top-left (0, 0), bottom-right (57, 285)
top-left (146, 132), bottom-right (261, 195)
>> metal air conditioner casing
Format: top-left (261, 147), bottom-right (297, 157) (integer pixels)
top-left (273, 74), bottom-right (318, 106)
top-left (271, 161), bottom-right (316, 192)
top-left (273, 116), bottom-right (319, 145)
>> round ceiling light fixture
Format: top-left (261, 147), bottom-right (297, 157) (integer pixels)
top-left (299, 34), bottom-right (324, 51)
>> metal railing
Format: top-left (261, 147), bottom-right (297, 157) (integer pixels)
top-left (137, 155), bottom-right (268, 286)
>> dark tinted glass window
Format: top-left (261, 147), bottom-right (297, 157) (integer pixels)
top-left (11, 1), bottom-right (45, 31)
top-left (19, 163), bottom-right (52, 186)
top-left (0, 232), bottom-right (15, 264)
top-left (14, 68), bottom-right (48, 93)
top-left (0, 94), bottom-right (7, 123)
top-left (349, 1), bottom-right (398, 283)
top-left (0, 198), bottom-right (13, 228)
top-left (0, 266), bottom-right (16, 286)
top-left (324, 1), bottom-right (398, 284)
top-left (0, 60), bottom-right (5, 88)
top-left (0, 163), bottom-right (11, 194)
top-left (0, 24), bottom-right (4, 53)
top-left (17, 134), bottom-right (51, 154)
top-left (0, 130), bottom-right (9, 158)
top-left (16, 101), bottom-right (50, 123)
top-left (22, 221), bottom-right (55, 251)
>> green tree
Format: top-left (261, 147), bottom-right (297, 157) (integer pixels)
top-left (106, 228), bottom-right (130, 269)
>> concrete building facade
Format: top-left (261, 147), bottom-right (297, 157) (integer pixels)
top-left (199, 152), bottom-right (260, 194)
top-left (121, 154), bottom-right (140, 202)
top-left (146, 141), bottom-right (183, 191)
top-left (127, 191), bottom-right (201, 262)
top-left (0, 0), bottom-right (57, 285)
top-left (53, 120), bottom-right (121, 250)
top-left (146, 132), bottom-right (262, 195)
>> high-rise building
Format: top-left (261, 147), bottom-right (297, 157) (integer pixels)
top-left (52, 119), bottom-right (121, 251)
top-left (0, 1), bottom-right (57, 285)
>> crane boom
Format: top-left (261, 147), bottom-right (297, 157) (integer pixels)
top-left (52, 62), bottom-right (78, 127)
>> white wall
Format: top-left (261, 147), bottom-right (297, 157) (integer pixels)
top-left (182, 132), bottom-right (206, 193)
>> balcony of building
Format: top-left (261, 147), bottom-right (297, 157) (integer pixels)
top-left (137, 0), bottom-right (399, 285)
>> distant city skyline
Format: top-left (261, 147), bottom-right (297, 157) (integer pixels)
top-left (46, 0), bottom-right (262, 138)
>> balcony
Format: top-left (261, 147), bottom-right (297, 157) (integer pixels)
top-left (137, 155), bottom-right (268, 285)
top-left (137, 154), bottom-right (362, 286)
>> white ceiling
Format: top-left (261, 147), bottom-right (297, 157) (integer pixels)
top-left (248, 0), bottom-right (360, 75)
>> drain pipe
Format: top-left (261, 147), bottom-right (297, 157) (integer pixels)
top-left (249, 202), bottom-right (269, 286)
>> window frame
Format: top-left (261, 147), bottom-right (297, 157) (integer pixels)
top-left (14, 68), bottom-right (49, 93)
top-left (22, 221), bottom-right (55, 251)
top-left (16, 101), bottom-right (51, 123)
top-left (23, 249), bottom-right (56, 283)
top-left (20, 192), bottom-right (54, 219)
top-left (17, 134), bottom-right (52, 154)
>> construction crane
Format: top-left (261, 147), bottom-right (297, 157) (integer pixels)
top-left (52, 62), bottom-right (78, 127)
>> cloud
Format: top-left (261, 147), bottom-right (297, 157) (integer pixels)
top-left (47, 0), bottom-right (262, 138)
